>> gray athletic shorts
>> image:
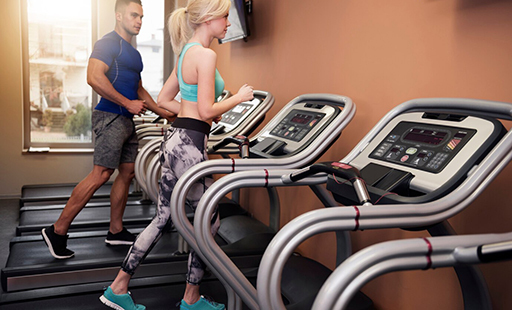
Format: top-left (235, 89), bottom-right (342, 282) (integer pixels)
top-left (92, 110), bottom-right (138, 169)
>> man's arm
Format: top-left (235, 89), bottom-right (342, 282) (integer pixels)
top-left (137, 80), bottom-right (176, 122)
top-left (87, 58), bottom-right (145, 115)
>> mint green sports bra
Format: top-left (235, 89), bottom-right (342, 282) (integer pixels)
top-left (178, 42), bottom-right (225, 102)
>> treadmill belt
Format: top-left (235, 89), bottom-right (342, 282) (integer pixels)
top-left (5, 231), bottom-right (179, 269)
top-left (20, 183), bottom-right (140, 204)
top-left (17, 197), bottom-right (244, 235)
top-left (2, 229), bottom-right (240, 292)
top-left (17, 203), bottom-right (156, 234)
top-left (20, 197), bottom-right (146, 211)
top-left (22, 183), bottom-right (113, 200)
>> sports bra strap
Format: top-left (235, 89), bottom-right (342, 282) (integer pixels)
top-left (177, 42), bottom-right (202, 86)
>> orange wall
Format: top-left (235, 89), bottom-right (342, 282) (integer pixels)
top-left (212, 1), bottom-right (512, 309)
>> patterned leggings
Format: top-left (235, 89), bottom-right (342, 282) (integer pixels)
top-left (121, 118), bottom-right (220, 285)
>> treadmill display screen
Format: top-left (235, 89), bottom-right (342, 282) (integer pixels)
top-left (290, 114), bottom-right (313, 124)
top-left (403, 128), bottom-right (448, 145)
top-left (218, 98), bottom-right (260, 126)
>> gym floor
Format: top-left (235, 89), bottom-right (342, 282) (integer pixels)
top-left (0, 199), bottom-right (18, 272)
top-left (0, 199), bottom-right (240, 309)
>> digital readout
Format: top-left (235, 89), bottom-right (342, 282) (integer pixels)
top-left (290, 114), bottom-right (313, 124)
top-left (404, 128), bottom-right (447, 145)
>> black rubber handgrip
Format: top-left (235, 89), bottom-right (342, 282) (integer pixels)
top-left (477, 241), bottom-right (512, 263)
top-left (289, 162), bottom-right (362, 183)
top-left (210, 135), bottom-right (250, 158)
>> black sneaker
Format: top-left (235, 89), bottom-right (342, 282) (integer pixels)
top-left (105, 227), bottom-right (136, 245)
top-left (41, 225), bottom-right (75, 259)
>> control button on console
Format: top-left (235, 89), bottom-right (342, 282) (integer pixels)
top-left (406, 147), bottom-right (418, 155)
top-left (387, 134), bottom-right (399, 142)
top-left (386, 152), bottom-right (398, 160)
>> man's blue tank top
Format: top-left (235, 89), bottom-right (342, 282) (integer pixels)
top-left (90, 31), bottom-right (143, 118)
top-left (178, 43), bottom-right (225, 102)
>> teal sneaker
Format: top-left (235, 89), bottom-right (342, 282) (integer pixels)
top-left (180, 296), bottom-right (225, 310)
top-left (99, 286), bottom-right (146, 310)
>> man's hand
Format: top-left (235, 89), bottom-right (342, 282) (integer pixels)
top-left (127, 99), bottom-right (147, 116)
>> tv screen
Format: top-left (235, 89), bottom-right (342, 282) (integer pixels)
top-left (219, 0), bottom-right (250, 44)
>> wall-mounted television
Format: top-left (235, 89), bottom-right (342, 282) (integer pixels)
top-left (219, 0), bottom-right (251, 44)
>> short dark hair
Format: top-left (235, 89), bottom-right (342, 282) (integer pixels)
top-left (115, 0), bottom-right (142, 12)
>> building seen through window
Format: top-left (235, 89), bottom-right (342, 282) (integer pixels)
top-left (26, 0), bottom-right (92, 144)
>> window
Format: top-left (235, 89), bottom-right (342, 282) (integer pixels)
top-left (137, 1), bottom-right (165, 101)
top-left (22, 0), bottom-right (94, 150)
top-left (22, 0), bottom-right (170, 152)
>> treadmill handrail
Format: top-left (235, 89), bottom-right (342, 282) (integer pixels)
top-left (169, 93), bottom-right (355, 310)
top-left (194, 169), bottom-right (327, 309)
top-left (312, 232), bottom-right (512, 310)
top-left (135, 126), bottom-right (169, 140)
top-left (135, 122), bottom-right (167, 131)
top-left (134, 138), bottom-right (162, 198)
top-left (146, 152), bottom-right (162, 203)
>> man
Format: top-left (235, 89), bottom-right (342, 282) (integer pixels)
top-left (42, 0), bottom-right (174, 259)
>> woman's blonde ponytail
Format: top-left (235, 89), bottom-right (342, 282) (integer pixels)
top-left (168, 7), bottom-right (191, 54)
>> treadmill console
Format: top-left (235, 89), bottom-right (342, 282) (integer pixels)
top-left (219, 99), bottom-right (260, 126)
top-left (210, 96), bottom-right (263, 135)
top-left (347, 112), bottom-right (502, 194)
top-left (369, 121), bottom-right (476, 173)
top-left (269, 109), bottom-right (326, 142)
top-left (251, 101), bottom-right (340, 157)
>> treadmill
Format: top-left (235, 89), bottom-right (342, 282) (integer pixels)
top-left (15, 91), bottom-right (274, 235)
top-left (17, 90), bottom-right (233, 208)
top-left (191, 98), bottom-right (511, 309)
top-left (306, 102), bottom-right (512, 310)
top-left (1, 93), bottom-right (354, 308)
top-left (16, 114), bottom-right (180, 234)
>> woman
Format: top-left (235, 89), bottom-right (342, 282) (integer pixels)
top-left (100, 1), bottom-right (254, 309)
